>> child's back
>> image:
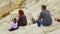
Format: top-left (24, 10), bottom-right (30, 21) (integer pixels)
top-left (11, 22), bottom-right (18, 28)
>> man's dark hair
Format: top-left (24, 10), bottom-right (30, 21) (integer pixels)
top-left (42, 5), bottom-right (46, 9)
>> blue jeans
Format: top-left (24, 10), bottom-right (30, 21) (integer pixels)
top-left (35, 19), bottom-right (47, 26)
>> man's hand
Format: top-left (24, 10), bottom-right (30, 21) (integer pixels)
top-left (37, 15), bottom-right (41, 19)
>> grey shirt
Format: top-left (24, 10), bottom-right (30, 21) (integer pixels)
top-left (40, 9), bottom-right (52, 25)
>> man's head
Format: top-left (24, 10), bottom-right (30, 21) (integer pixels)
top-left (41, 5), bottom-right (46, 11)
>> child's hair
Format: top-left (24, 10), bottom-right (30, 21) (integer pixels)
top-left (14, 18), bottom-right (16, 21)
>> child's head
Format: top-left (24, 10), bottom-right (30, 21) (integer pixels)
top-left (13, 18), bottom-right (16, 23)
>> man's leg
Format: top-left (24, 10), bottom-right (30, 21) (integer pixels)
top-left (35, 19), bottom-right (47, 26)
top-left (35, 19), bottom-right (42, 27)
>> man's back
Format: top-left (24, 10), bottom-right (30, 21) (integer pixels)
top-left (40, 10), bottom-right (52, 25)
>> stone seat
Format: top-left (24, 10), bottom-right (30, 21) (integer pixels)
top-left (47, 29), bottom-right (60, 34)
top-left (6, 24), bottom-right (44, 34)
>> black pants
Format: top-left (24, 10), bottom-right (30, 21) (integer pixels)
top-left (18, 22), bottom-right (27, 27)
top-left (9, 28), bottom-right (18, 31)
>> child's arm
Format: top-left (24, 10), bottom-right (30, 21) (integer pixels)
top-left (10, 22), bottom-right (13, 28)
top-left (8, 22), bottom-right (13, 29)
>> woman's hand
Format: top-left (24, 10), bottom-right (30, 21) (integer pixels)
top-left (16, 17), bottom-right (19, 22)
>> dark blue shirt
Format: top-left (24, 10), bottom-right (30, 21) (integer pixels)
top-left (40, 10), bottom-right (52, 25)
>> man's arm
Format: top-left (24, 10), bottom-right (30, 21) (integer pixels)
top-left (37, 15), bottom-right (41, 19)
top-left (38, 12), bottom-right (42, 19)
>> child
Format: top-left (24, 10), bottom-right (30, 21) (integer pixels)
top-left (8, 18), bottom-right (18, 31)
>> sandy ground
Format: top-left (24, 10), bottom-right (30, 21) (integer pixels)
top-left (0, 0), bottom-right (60, 34)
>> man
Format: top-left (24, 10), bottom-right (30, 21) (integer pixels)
top-left (33, 5), bottom-right (52, 27)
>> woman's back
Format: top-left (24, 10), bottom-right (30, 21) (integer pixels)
top-left (18, 15), bottom-right (27, 25)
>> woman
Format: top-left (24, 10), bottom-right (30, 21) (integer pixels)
top-left (18, 10), bottom-right (27, 26)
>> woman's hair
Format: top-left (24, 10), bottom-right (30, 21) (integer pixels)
top-left (18, 10), bottom-right (24, 15)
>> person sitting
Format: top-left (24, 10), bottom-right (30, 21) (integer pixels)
top-left (32, 5), bottom-right (52, 27)
top-left (17, 10), bottom-right (27, 27)
top-left (55, 18), bottom-right (60, 22)
top-left (8, 18), bottom-right (18, 31)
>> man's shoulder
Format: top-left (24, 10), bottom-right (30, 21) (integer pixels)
top-left (46, 10), bottom-right (50, 12)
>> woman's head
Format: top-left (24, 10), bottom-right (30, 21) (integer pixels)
top-left (18, 10), bottom-right (24, 15)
